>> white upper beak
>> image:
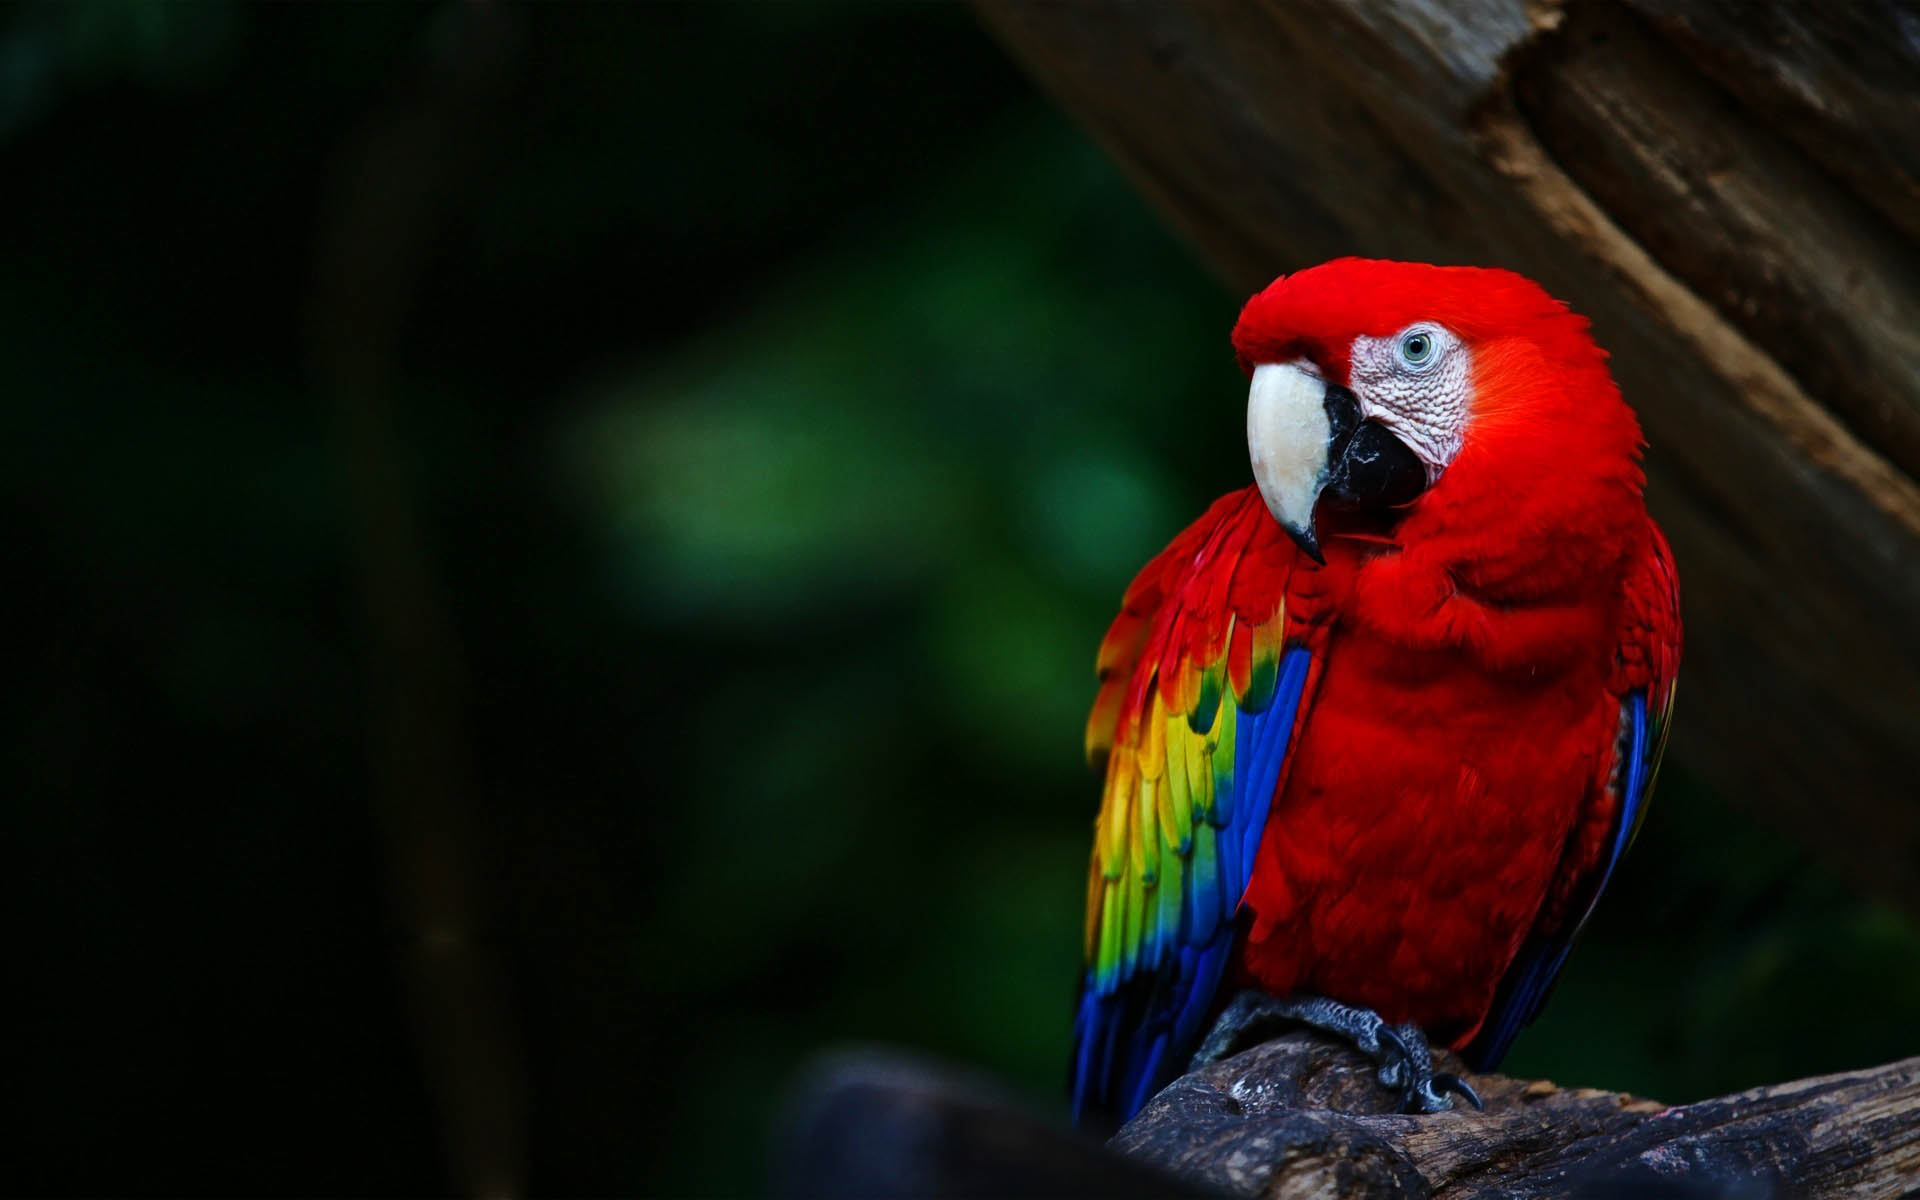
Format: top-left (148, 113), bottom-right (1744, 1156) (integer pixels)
top-left (1246, 360), bottom-right (1331, 548)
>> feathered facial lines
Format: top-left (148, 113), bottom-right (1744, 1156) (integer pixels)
top-left (1347, 322), bottom-right (1472, 482)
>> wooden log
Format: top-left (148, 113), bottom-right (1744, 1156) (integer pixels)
top-left (773, 1037), bottom-right (1920, 1198)
top-left (972, 0), bottom-right (1920, 916)
top-left (1114, 1032), bottom-right (1920, 1199)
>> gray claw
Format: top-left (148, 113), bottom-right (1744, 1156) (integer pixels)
top-left (1376, 1020), bottom-right (1461, 1114)
top-left (1191, 991), bottom-right (1306, 1069)
top-left (1433, 1073), bottom-right (1483, 1111)
top-left (1374, 1024), bottom-right (1414, 1090)
top-left (1193, 992), bottom-right (1475, 1115)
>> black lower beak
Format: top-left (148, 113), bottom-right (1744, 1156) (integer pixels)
top-left (1325, 418), bottom-right (1428, 512)
top-left (1279, 383), bottom-right (1427, 561)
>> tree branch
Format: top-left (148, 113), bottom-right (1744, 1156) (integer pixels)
top-left (775, 1037), bottom-right (1920, 1199)
top-left (1115, 1033), bottom-right (1920, 1199)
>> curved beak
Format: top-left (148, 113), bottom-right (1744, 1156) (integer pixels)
top-left (1246, 361), bottom-right (1425, 562)
top-left (1247, 361), bottom-right (1347, 561)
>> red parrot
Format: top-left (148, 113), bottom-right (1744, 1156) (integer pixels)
top-left (1071, 258), bottom-right (1681, 1125)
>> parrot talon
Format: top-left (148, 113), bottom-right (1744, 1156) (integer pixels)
top-left (1376, 1020), bottom-right (1466, 1115)
top-left (1374, 1023), bottom-right (1416, 1090)
top-left (1190, 991), bottom-right (1323, 1068)
top-left (1432, 1073), bottom-right (1483, 1112)
top-left (1192, 993), bottom-right (1469, 1114)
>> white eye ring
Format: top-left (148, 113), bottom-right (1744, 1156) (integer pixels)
top-left (1397, 326), bottom-right (1441, 371)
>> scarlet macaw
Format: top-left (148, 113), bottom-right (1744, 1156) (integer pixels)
top-left (1072, 259), bottom-right (1681, 1124)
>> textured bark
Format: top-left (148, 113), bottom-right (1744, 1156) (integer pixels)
top-left (774, 1036), bottom-right (1920, 1199)
top-left (971, 0), bottom-right (1920, 916)
top-left (1115, 1033), bottom-right (1920, 1199)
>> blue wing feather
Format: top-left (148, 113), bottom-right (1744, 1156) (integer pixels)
top-left (1071, 647), bottom-right (1311, 1125)
top-left (1465, 690), bottom-right (1654, 1071)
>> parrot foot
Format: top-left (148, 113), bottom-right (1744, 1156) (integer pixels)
top-left (1190, 991), bottom-right (1483, 1115)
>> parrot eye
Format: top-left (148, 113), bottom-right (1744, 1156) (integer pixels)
top-left (1397, 328), bottom-right (1438, 370)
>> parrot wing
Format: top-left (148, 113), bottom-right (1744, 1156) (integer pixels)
top-left (1072, 487), bottom-right (1318, 1124)
top-left (1465, 523), bottom-right (1682, 1070)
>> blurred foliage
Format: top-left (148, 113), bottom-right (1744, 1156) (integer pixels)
top-left (4, 3), bottom-right (1918, 1196)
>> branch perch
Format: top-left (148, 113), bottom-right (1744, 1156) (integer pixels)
top-left (775, 1037), bottom-right (1920, 1199)
top-left (1116, 1033), bottom-right (1920, 1198)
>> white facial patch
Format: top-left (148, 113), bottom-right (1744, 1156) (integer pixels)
top-left (1347, 323), bottom-right (1471, 479)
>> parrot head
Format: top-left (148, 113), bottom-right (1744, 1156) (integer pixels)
top-left (1232, 258), bottom-right (1639, 562)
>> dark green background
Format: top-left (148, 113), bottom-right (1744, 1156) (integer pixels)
top-left (6, 3), bottom-right (1915, 1194)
